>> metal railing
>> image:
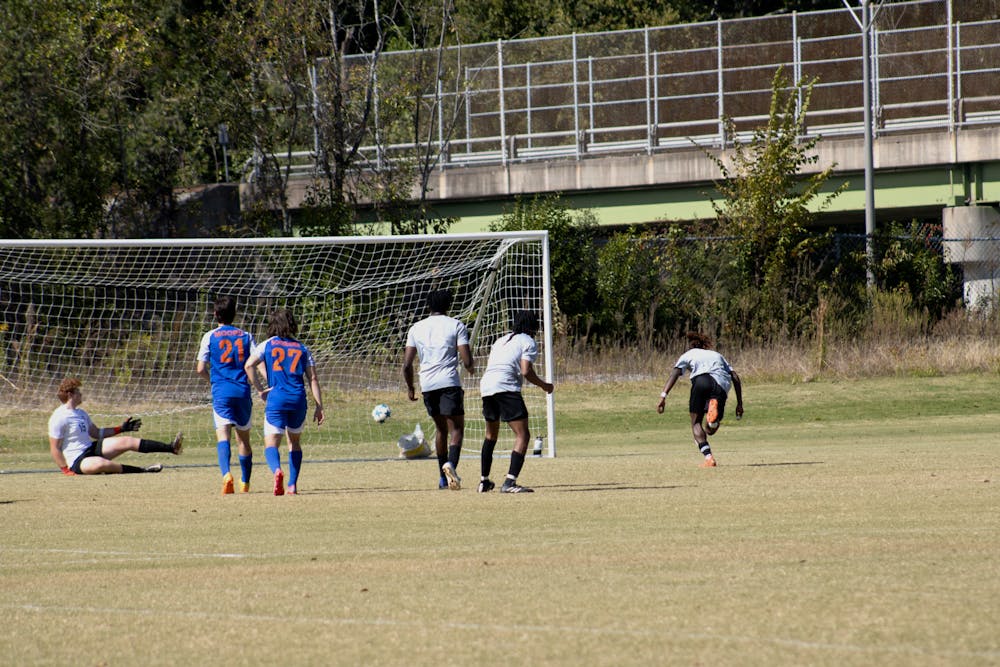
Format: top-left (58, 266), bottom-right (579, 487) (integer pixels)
top-left (251, 0), bottom-right (1000, 180)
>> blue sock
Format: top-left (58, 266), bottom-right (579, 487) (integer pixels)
top-left (238, 454), bottom-right (253, 484)
top-left (264, 446), bottom-right (281, 473)
top-left (217, 441), bottom-right (231, 475)
top-left (289, 450), bottom-right (303, 487)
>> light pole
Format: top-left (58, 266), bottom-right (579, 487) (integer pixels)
top-left (844, 0), bottom-right (880, 287)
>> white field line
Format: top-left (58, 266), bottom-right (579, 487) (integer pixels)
top-left (1, 602), bottom-right (998, 661)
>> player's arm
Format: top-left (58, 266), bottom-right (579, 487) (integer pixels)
top-left (402, 345), bottom-right (418, 401)
top-left (244, 353), bottom-right (268, 398)
top-left (196, 360), bottom-right (210, 383)
top-left (657, 367), bottom-right (683, 413)
top-left (305, 365), bottom-right (325, 426)
top-left (731, 370), bottom-right (744, 417)
top-left (520, 358), bottom-right (553, 394)
top-left (49, 437), bottom-right (74, 475)
top-left (94, 418), bottom-right (141, 439)
top-left (458, 343), bottom-right (474, 376)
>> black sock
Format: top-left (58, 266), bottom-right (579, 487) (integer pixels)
top-left (481, 439), bottom-right (496, 477)
top-left (437, 451), bottom-right (448, 475)
top-left (698, 441), bottom-right (712, 457)
top-left (120, 465), bottom-right (144, 474)
top-left (447, 444), bottom-right (461, 470)
top-left (507, 450), bottom-right (526, 479)
top-left (138, 439), bottom-right (173, 453)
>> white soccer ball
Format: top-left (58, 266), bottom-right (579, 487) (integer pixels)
top-left (371, 403), bottom-right (391, 423)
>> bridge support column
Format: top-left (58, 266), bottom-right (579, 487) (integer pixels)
top-left (943, 205), bottom-right (1000, 310)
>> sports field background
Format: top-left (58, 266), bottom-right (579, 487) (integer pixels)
top-left (2, 374), bottom-right (998, 666)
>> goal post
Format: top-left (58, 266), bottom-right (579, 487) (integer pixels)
top-left (0, 232), bottom-right (556, 460)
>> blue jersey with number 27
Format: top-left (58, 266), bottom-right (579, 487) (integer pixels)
top-left (252, 336), bottom-right (315, 411)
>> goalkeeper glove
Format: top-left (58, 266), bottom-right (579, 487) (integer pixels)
top-left (120, 416), bottom-right (142, 433)
top-left (60, 466), bottom-right (75, 476)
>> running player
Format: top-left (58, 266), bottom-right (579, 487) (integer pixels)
top-left (656, 331), bottom-right (744, 467)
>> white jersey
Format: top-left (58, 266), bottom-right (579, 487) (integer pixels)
top-left (674, 347), bottom-right (734, 393)
top-left (48, 403), bottom-right (96, 465)
top-left (480, 333), bottom-right (538, 397)
top-left (405, 315), bottom-right (470, 392)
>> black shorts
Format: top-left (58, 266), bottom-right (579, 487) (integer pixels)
top-left (689, 374), bottom-right (727, 418)
top-left (481, 392), bottom-right (528, 423)
top-left (69, 441), bottom-right (103, 474)
top-left (422, 386), bottom-right (465, 417)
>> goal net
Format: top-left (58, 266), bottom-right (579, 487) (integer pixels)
top-left (0, 232), bottom-right (555, 460)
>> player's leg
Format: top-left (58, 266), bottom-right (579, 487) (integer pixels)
top-left (500, 417), bottom-right (533, 493)
top-left (423, 390), bottom-right (450, 489)
top-left (215, 421), bottom-right (235, 494)
top-left (478, 395), bottom-right (501, 493)
top-left (441, 386), bottom-right (466, 474)
top-left (498, 393), bottom-right (533, 493)
top-left (234, 426), bottom-right (253, 492)
top-left (688, 377), bottom-right (717, 467)
top-left (100, 434), bottom-right (182, 458)
top-left (283, 405), bottom-right (307, 494)
top-left (263, 411), bottom-right (286, 495)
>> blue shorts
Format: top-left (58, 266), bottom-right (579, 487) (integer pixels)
top-left (264, 406), bottom-right (307, 435)
top-left (212, 397), bottom-right (252, 430)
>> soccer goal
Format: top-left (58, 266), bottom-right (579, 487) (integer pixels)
top-left (0, 232), bottom-right (556, 460)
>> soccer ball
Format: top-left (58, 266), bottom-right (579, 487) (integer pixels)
top-left (371, 403), bottom-right (391, 423)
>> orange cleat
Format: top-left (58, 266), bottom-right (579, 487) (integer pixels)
top-left (221, 472), bottom-right (235, 495)
top-left (706, 399), bottom-right (719, 428)
top-left (700, 455), bottom-right (717, 468)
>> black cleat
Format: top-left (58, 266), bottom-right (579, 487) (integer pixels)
top-left (499, 479), bottom-right (533, 494)
top-left (477, 478), bottom-right (495, 493)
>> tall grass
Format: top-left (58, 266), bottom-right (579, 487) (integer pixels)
top-left (554, 296), bottom-right (1000, 383)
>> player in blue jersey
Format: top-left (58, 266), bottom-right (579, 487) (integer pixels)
top-left (245, 308), bottom-right (325, 496)
top-left (197, 296), bottom-right (256, 495)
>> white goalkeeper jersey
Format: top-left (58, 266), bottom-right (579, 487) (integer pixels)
top-left (674, 347), bottom-right (734, 393)
top-left (48, 403), bottom-right (96, 465)
top-left (405, 315), bottom-right (470, 392)
top-left (480, 332), bottom-right (538, 397)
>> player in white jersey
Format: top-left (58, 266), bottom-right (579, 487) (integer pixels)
top-left (477, 310), bottom-right (554, 493)
top-left (48, 378), bottom-right (183, 475)
top-left (656, 331), bottom-right (744, 467)
top-left (403, 289), bottom-right (474, 490)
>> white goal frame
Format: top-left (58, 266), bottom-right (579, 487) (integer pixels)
top-left (0, 232), bottom-right (556, 458)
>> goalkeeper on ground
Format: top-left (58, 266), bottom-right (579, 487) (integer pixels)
top-left (48, 378), bottom-right (183, 475)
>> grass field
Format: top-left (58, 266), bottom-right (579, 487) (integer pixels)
top-left (2, 374), bottom-right (999, 666)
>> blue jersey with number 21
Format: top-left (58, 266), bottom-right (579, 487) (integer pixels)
top-left (197, 325), bottom-right (255, 400)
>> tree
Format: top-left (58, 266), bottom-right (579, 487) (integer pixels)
top-left (489, 195), bottom-right (599, 335)
top-left (705, 68), bottom-right (845, 341)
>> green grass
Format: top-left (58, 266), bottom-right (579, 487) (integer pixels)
top-left (2, 375), bottom-right (999, 666)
